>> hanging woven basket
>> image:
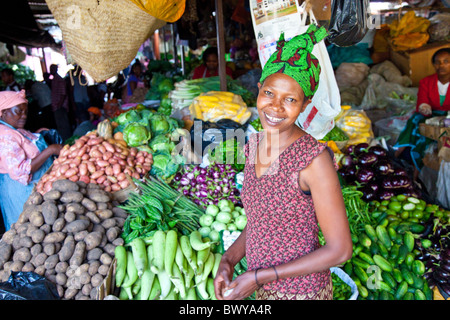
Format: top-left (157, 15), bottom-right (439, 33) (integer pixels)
top-left (45, 0), bottom-right (167, 82)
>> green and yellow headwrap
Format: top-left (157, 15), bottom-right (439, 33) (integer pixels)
top-left (259, 24), bottom-right (328, 99)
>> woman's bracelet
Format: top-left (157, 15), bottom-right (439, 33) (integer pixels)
top-left (254, 268), bottom-right (263, 288)
top-left (272, 266), bottom-right (279, 282)
top-left (255, 266), bottom-right (280, 288)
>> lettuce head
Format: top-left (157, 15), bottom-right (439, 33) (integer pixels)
top-left (115, 109), bottom-right (141, 126)
top-left (123, 122), bottom-right (152, 147)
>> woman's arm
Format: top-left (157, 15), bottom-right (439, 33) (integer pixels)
top-left (30, 144), bottom-right (62, 174)
top-left (416, 77), bottom-right (433, 115)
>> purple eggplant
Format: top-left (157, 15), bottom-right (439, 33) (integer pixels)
top-left (360, 185), bottom-right (378, 202)
top-left (373, 159), bottom-right (394, 175)
top-left (366, 181), bottom-right (381, 193)
top-left (353, 143), bottom-right (369, 156)
top-left (382, 175), bottom-right (412, 189)
top-left (356, 167), bottom-right (375, 184)
top-left (340, 155), bottom-right (354, 168)
top-left (393, 167), bottom-right (409, 177)
top-left (357, 152), bottom-right (378, 166)
top-left (368, 145), bottom-right (388, 157)
top-left (342, 166), bottom-right (358, 183)
top-left (346, 144), bottom-right (356, 155)
top-left (378, 189), bottom-right (395, 201)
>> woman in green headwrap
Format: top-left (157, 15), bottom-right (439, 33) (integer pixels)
top-left (213, 24), bottom-right (353, 301)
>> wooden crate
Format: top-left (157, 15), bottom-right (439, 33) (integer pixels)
top-left (419, 123), bottom-right (442, 141)
top-left (390, 42), bottom-right (450, 87)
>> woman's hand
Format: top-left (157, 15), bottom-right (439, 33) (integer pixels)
top-left (418, 103), bottom-right (432, 116)
top-left (213, 256), bottom-right (235, 300)
top-left (219, 270), bottom-right (259, 300)
top-left (49, 144), bottom-right (63, 156)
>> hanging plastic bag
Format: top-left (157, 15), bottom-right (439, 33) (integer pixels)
top-left (0, 272), bottom-right (60, 300)
top-left (294, 4), bottom-right (342, 140)
top-left (40, 129), bottom-right (63, 146)
top-left (328, 0), bottom-right (371, 47)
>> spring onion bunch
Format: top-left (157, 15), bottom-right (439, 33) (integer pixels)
top-left (171, 163), bottom-right (241, 209)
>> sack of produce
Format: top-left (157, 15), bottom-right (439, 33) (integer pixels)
top-left (330, 267), bottom-right (359, 300)
top-left (189, 91), bottom-right (251, 125)
top-left (45, 0), bottom-right (167, 82)
top-left (335, 105), bottom-right (374, 145)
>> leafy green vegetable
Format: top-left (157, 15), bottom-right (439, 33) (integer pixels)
top-left (115, 109), bottom-right (141, 126)
top-left (158, 78), bottom-right (174, 94)
top-left (321, 126), bottom-right (349, 142)
top-left (250, 118), bottom-right (263, 131)
top-left (123, 122), bottom-right (152, 147)
top-left (208, 138), bottom-right (246, 172)
top-left (158, 93), bottom-right (173, 116)
top-left (149, 114), bottom-right (170, 136)
top-left (150, 151), bottom-right (185, 181)
top-left (149, 133), bottom-right (176, 154)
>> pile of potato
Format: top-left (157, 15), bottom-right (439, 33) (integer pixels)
top-left (35, 132), bottom-right (153, 195)
top-left (0, 179), bottom-right (128, 300)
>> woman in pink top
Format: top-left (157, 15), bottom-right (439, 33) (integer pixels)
top-left (0, 90), bottom-right (63, 230)
top-left (214, 25), bottom-right (352, 300)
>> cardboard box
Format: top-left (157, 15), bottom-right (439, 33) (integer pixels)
top-left (390, 42), bottom-right (450, 87)
top-left (423, 149), bottom-right (441, 171)
top-left (96, 258), bottom-right (117, 300)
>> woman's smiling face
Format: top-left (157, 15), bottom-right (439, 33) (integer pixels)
top-left (256, 73), bottom-right (310, 134)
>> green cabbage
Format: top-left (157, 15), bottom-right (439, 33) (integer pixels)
top-left (123, 122), bottom-right (152, 147)
top-left (149, 134), bottom-right (176, 154)
top-left (150, 114), bottom-right (170, 136)
top-left (150, 151), bottom-right (185, 181)
top-left (115, 109), bottom-right (141, 126)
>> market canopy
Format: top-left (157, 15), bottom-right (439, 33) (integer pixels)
top-left (0, 0), bottom-right (60, 49)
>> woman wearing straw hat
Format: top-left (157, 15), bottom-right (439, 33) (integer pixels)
top-left (0, 90), bottom-right (63, 231)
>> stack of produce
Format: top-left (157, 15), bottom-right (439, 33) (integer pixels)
top-left (169, 76), bottom-right (256, 113)
top-left (35, 131), bottom-right (153, 195)
top-left (0, 179), bottom-right (126, 300)
top-left (338, 143), bottom-right (419, 202)
top-left (171, 163), bottom-right (242, 208)
top-left (169, 80), bottom-right (203, 111)
top-left (197, 201), bottom-right (247, 244)
top-left (189, 91), bottom-right (252, 125)
top-left (343, 194), bottom-right (449, 300)
top-left (112, 108), bottom-right (185, 182)
top-left (119, 176), bottom-right (205, 244)
top-left (332, 271), bottom-right (354, 300)
top-left (413, 207), bottom-right (449, 297)
top-left (114, 230), bottom-right (222, 300)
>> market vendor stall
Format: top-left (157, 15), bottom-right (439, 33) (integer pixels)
top-left (1, 0), bottom-right (449, 303)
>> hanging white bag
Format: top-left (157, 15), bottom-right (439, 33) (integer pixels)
top-left (294, 3), bottom-right (342, 139)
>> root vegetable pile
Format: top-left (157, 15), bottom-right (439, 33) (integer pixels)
top-left (0, 179), bottom-right (129, 300)
top-left (36, 132), bottom-right (153, 194)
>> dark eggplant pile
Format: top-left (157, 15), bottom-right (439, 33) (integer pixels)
top-left (417, 215), bottom-right (450, 297)
top-left (338, 143), bottom-right (421, 202)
